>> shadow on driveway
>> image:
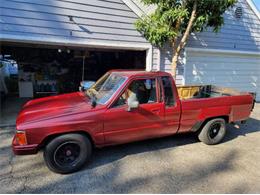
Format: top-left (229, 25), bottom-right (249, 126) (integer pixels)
top-left (86, 116), bottom-right (260, 170)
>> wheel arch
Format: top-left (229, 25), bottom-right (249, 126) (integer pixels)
top-left (193, 115), bottom-right (229, 133)
top-left (38, 130), bottom-right (95, 150)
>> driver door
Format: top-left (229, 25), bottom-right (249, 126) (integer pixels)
top-left (103, 78), bottom-right (165, 145)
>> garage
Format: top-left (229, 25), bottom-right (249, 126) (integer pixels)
top-left (0, 43), bottom-right (146, 125)
top-left (0, 0), bottom-right (154, 126)
top-left (184, 48), bottom-right (260, 101)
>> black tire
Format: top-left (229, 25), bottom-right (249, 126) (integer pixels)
top-left (43, 133), bottom-right (92, 174)
top-left (198, 118), bottom-right (226, 145)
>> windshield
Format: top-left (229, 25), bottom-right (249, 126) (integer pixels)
top-left (92, 72), bottom-right (111, 92)
top-left (86, 73), bottom-right (126, 105)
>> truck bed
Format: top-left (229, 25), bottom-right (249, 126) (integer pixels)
top-left (177, 85), bottom-right (246, 100)
top-left (176, 84), bottom-right (254, 133)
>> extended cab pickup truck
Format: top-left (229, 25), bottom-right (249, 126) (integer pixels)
top-left (12, 70), bottom-right (255, 173)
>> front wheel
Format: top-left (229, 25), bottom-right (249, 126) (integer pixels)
top-left (198, 118), bottom-right (226, 145)
top-left (43, 133), bottom-right (92, 174)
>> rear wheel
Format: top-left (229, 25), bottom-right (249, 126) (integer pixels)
top-left (43, 133), bottom-right (92, 174)
top-left (198, 118), bottom-right (226, 145)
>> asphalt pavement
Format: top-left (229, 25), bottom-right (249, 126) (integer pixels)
top-left (0, 104), bottom-right (260, 193)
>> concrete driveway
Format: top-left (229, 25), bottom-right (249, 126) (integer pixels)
top-left (1, 104), bottom-right (260, 193)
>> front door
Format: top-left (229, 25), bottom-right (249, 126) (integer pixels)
top-left (103, 78), bottom-right (165, 145)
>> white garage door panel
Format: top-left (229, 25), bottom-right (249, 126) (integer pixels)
top-left (186, 62), bottom-right (260, 70)
top-left (190, 56), bottom-right (257, 66)
top-left (185, 50), bottom-right (260, 101)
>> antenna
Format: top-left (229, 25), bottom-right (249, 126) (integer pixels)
top-left (82, 55), bottom-right (85, 82)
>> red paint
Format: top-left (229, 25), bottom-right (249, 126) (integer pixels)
top-left (12, 71), bottom-right (254, 155)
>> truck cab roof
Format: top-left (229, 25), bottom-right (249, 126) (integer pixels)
top-left (109, 70), bottom-right (172, 78)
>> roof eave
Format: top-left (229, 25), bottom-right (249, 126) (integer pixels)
top-left (246, 0), bottom-right (260, 20)
top-left (121, 0), bottom-right (145, 18)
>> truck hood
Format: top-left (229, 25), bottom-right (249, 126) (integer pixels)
top-left (16, 92), bottom-right (92, 128)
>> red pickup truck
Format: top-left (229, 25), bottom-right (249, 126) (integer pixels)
top-left (12, 70), bottom-right (255, 173)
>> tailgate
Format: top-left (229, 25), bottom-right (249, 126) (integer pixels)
top-left (250, 92), bottom-right (256, 111)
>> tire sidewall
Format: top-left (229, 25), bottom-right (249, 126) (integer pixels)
top-left (44, 134), bottom-right (92, 174)
top-left (199, 118), bottom-right (226, 145)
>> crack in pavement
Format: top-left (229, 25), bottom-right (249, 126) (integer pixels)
top-left (19, 172), bottom-right (29, 193)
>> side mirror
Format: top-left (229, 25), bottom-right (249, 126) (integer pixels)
top-left (127, 94), bottom-right (139, 111)
top-left (79, 81), bottom-right (95, 92)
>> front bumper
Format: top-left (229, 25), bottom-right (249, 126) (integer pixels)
top-left (12, 135), bottom-right (38, 155)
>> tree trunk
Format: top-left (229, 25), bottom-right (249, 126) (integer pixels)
top-left (170, 20), bottom-right (181, 79)
top-left (171, 0), bottom-right (197, 78)
top-left (171, 50), bottom-right (179, 78)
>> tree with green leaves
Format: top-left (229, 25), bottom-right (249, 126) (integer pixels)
top-left (135, 0), bottom-right (237, 78)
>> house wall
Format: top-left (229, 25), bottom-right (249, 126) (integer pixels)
top-left (151, 43), bottom-right (185, 85)
top-left (0, 0), bottom-right (149, 47)
top-left (152, 46), bottom-right (159, 71)
top-left (153, 0), bottom-right (260, 85)
top-left (187, 0), bottom-right (260, 52)
top-left (0, 0), bottom-right (259, 80)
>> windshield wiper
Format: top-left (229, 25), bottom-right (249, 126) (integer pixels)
top-left (91, 96), bottom-right (97, 108)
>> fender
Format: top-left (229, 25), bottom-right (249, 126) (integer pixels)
top-left (198, 106), bottom-right (231, 122)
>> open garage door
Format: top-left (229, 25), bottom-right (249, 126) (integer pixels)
top-left (0, 44), bottom-right (146, 125)
top-left (185, 49), bottom-right (260, 101)
top-left (1, 44), bottom-right (146, 97)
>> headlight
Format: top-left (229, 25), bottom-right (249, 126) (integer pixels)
top-left (15, 130), bottom-right (27, 145)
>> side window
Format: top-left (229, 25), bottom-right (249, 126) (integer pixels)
top-left (161, 76), bottom-right (175, 106)
top-left (113, 78), bottom-right (157, 107)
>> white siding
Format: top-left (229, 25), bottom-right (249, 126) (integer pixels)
top-left (185, 49), bottom-right (260, 101)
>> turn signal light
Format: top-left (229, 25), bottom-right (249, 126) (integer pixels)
top-left (16, 131), bottom-right (27, 145)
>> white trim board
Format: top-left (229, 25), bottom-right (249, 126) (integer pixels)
top-left (0, 34), bottom-right (151, 51)
top-left (186, 47), bottom-right (260, 56)
top-left (0, 34), bottom-right (153, 71)
top-left (146, 45), bottom-right (153, 71)
top-left (122, 0), bottom-right (156, 17)
top-left (246, 0), bottom-right (260, 20)
top-left (121, 0), bottom-right (145, 17)
top-left (122, 0), bottom-right (260, 21)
